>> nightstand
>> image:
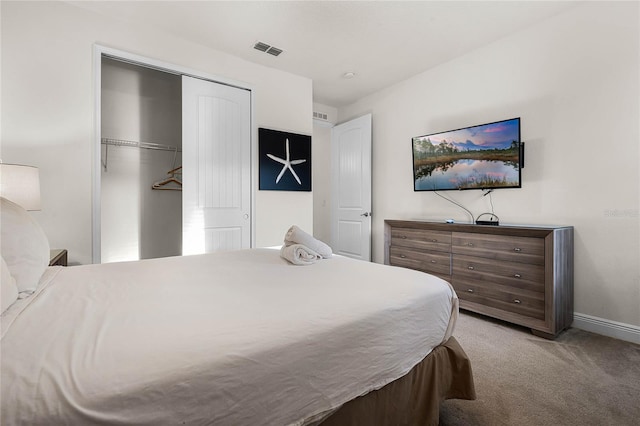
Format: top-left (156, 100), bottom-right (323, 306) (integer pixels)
top-left (49, 249), bottom-right (68, 267)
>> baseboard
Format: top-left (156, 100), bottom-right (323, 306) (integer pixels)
top-left (572, 313), bottom-right (640, 345)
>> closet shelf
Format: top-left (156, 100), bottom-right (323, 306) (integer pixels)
top-left (101, 138), bottom-right (181, 171)
top-left (101, 138), bottom-right (181, 152)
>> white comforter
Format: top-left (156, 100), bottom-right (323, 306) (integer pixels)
top-left (1, 248), bottom-right (457, 425)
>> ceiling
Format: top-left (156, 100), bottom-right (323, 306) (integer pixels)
top-left (70, 1), bottom-right (579, 107)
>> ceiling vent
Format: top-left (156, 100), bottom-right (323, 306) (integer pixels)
top-left (253, 41), bottom-right (283, 57)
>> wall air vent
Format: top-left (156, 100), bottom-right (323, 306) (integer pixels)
top-left (313, 111), bottom-right (328, 121)
top-left (253, 41), bottom-right (283, 57)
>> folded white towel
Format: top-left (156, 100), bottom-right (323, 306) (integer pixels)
top-left (284, 225), bottom-right (332, 258)
top-left (280, 244), bottom-right (321, 266)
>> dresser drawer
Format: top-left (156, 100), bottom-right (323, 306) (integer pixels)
top-left (452, 254), bottom-right (544, 293)
top-left (389, 246), bottom-right (451, 279)
top-left (390, 228), bottom-right (451, 253)
top-left (452, 232), bottom-right (544, 265)
top-left (451, 278), bottom-right (545, 320)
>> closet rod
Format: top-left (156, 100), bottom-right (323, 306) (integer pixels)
top-left (101, 138), bottom-right (181, 152)
top-left (101, 138), bottom-right (182, 171)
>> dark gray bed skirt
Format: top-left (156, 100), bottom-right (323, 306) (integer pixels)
top-left (320, 336), bottom-right (476, 426)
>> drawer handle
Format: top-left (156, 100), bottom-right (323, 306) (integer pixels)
top-left (513, 299), bottom-right (522, 304)
top-left (467, 243), bottom-right (474, 247)
top-left (400, 254), bottom-right (406, 258)
top-left (467, 289), bottom-right (474, 293)
top-left (401, 236), bottom-right (407, 239)
top-left (514, 273), bottom-right (522, 278)
top-left (514, 247), bottom-right (522, 252)
top-left (430, 260), bottom-right (437, 263)
top-left (467, 266), bottom-right (475, 270)
top-left (430, 239), bottom-right (438, 242)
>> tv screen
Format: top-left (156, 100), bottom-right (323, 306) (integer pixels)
top-left (412, 117), bottom-right (522, 191)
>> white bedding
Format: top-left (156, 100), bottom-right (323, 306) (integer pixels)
top-left (1, 248), bottom-right (458, 425)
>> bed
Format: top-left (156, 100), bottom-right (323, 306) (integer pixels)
top-left (1, 200), bottom-right (475, 425)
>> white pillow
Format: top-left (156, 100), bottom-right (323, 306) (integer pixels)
top-left (0, 197), bottom-right (50, 293)
top-left (1, 255), bottom-right (19, 313)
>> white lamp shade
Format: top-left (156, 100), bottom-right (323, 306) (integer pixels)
top-left (0, 164), bottom-right (42, 211)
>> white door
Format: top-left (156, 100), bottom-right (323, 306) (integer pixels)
top-left (182, 76), bottom-right (251, 255)
top-left (331, 114), bottom-right (372, 261)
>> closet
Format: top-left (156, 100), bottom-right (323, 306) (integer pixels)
top-left (100, 55), bottom-right (252, 263)
top-left (101, 58), bottom-right (182, 262)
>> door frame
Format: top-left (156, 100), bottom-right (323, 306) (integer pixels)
top-left (92, 45), bottom-right (256, 263)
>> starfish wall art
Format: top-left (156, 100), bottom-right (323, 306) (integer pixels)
top-left (259, 128), bottom-right (312, 191)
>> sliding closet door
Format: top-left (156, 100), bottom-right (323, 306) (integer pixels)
top-left (182, 76), bottom-right (251, 255)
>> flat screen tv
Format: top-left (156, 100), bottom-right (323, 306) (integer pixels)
top-left (412, 117), bottom-right (522, 191)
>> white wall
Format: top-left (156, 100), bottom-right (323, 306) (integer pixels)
top-left (339, 2), bottom-right (639, 328)
top-left (312, 102), bottom-right (338, 245)
top-left (1, 1), bottom-right (313, 264)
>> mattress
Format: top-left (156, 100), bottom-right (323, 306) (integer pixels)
top-left (1, 248), bottom-right (458, 425)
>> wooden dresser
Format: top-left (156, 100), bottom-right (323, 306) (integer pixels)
top-left (384, 220), bottom-right (573, 339)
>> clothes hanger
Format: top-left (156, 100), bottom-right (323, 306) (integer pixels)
top-left (151, 176), bottom-right (182, 190)
top-left (152, 166), bottom-right (182, 190)
top-left (167, 165), bottom-right (182, 174)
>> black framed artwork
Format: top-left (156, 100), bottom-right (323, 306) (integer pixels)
top-left (259, 128), bottom-right (312, 191)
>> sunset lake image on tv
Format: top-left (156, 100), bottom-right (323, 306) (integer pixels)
top-left (413, 118), bottom-right (521, 191)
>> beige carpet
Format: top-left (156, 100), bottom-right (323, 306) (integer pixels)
top-left (440, 312), bottom-right (640, 426)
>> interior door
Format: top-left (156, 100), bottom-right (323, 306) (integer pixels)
top-left (331, 114), bottom-right (372, 261)
top-left (182, 76), bottom-right (251, 255)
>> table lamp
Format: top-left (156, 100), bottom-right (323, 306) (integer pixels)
top-left (0, 163), bottom-right (42, 211)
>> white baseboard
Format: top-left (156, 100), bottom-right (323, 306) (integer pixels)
top-left (572, 313), bottom-right (640, 345)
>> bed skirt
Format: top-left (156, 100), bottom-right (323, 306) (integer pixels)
top-left (319, 336), bottom-right (476, 426)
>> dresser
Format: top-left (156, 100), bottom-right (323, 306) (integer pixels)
top-left (384, 220), bottom-right (573, 339)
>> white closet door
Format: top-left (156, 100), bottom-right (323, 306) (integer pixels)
top-left (182, 76), bottom-right (251, 255)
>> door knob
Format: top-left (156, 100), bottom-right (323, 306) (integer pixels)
top-left (360, 212), bottom-right (372, 217)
